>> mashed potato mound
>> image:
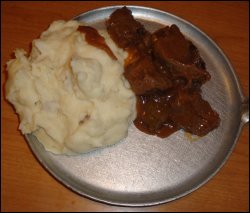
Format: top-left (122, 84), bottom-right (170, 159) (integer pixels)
top-left (5, 20), bottom-right (136, 155)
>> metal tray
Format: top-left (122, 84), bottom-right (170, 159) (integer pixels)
top-left (25, 6), bottom-right (249, 206)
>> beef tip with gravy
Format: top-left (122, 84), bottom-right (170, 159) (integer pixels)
top-left (107, 7), bottom-right (220, 137)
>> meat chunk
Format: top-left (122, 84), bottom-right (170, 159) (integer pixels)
top-left (106, 6), bottom-right (151, 50)
top-left (125, 56), bottom-right (172, 95)
top-left (107, 7), bottom-right (220, 137)
top-left (134, 88), bottom-right (220, 137)
top-left (155, 57), bottom-right (211, 89)
top-left (152, 25), bottom-right (206, 68)
top-left (152, 25), bottom-right (210, 88)
top-left (134, 89), bottom-right (176, 134)
top-left (107, 6), bottom-right (171, 95)
top-left (168, 89), bottom-right (220, 136)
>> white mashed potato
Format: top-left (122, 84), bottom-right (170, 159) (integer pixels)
top-left (5, 20), bottom-right (136, 155)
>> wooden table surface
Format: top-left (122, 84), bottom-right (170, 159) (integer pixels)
top-left (1, 1), bottom-right (249, 212)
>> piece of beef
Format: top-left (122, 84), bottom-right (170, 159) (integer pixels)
top-left (152, 25), bottom-right (206, 68)
top-left (107, 6), bottom-right (172, 94)
top-left (134, 88), bottom-right (220, 137)
top-left (125, 55), bottom-right (172, 95)
top-left (152, 25), bottom-right (210, 88)
top-left (168, 89), bottom-right (220, 136)
top-left (106, 6), bottom-right (151, 50)
top-left (134, 89), bottom-right (176, 133)
top-left (155, 57), bottom-right (210, 89)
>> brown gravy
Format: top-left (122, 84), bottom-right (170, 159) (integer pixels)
top-left (78, 26), bottom-right (117, 60)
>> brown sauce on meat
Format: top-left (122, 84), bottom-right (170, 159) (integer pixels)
top-left (134, 91), bottom-right (180, 137)
top-left (106, 7), bottom-right (220, 138)
top-left (78, 26), bottom-right (117, 60)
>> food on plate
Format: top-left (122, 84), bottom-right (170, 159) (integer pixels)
top-left (5, 20), bottom-right (136, 155)
top-left (6, 7), bottom-right (221, 156)
top-left (107, 7), bottom-right (220, 137)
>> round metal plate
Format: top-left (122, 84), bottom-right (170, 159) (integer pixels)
top-left (26, 6), bottom-right (248, 206)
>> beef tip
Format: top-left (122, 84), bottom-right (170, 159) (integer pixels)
top-left (134, 89), bottom-right (179, 135)
top-left (152, 25), bottom-right (192, 64)
top-left (168, 89), bottom-right (220, 136)
top-left (106, 6), bottom-right (172, 95)
top-left (134, 88), bottom-right (220, 137)
top-left (135, 92), bottom-right (170, 132)
top-left (156, 57), bottom-right (211, 88)
top-left (152, 24), bottom-right (205, 66)
top-left (124, 55), bottom-right (172, 95)
top-left (106, 6), bottom-right (151, 50)
top-left (189, 43), bottom-right (206, 70)
top-left (152, 25), bottom-right (210, 88)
